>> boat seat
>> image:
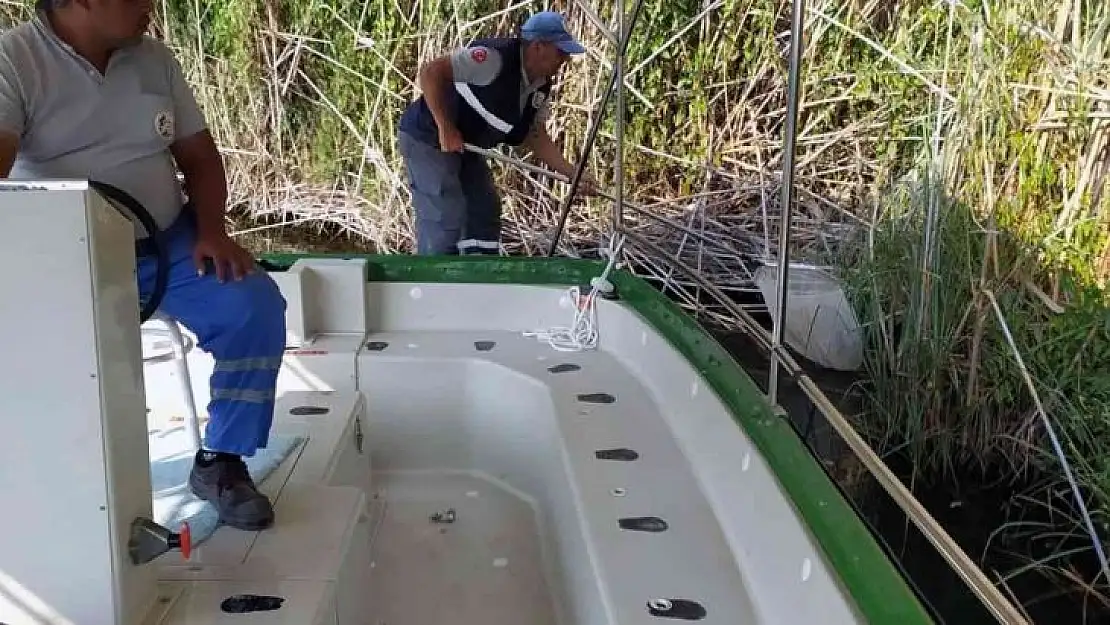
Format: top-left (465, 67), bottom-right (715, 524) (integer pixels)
top-left (154, 390), bottom-right (373, 625)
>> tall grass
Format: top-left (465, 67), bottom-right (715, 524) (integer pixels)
top-left (4, 0), bottom-right (1110, 614)
top-left (833, 0), bottom-right (1110, 610)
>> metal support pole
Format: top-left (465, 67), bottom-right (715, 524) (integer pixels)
top-left (613, 0), bottom-right (625, 236)
top-left (767, 0), bottom-right (806, 407)
top-left (546, 0), bottom-right (646, 257)
top-left (570, 0), bottom-right (619, 44)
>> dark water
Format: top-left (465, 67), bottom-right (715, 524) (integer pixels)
top-left (710, 323), bottom-right (1109, 625)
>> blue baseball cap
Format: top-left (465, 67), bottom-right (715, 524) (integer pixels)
top-left (521, 11), bottom-right (586, 55)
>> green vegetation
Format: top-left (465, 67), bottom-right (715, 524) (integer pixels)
top-left (828, 0), bottom-right (1110, 611)
top-left (4, 0), bottom-right (1110, 616)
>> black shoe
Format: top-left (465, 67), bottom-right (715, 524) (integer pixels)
top-left (188, 452), bottom-right (275, 531)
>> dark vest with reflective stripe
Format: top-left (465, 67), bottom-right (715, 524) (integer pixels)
top-left (399, 38), bottom-right (550, 149)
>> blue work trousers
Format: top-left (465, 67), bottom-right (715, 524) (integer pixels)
top-left (136, 210), bottom-right (287, 457)
top-left (398, 131), bottom-right (502, 255)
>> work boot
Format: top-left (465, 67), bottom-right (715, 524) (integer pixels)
top-left (188, 451), bottom-right (275, 531)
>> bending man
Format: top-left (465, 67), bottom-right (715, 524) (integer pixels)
top-left (0, 0), bottom-right (286, 531)
top-left (398, 10), bottom-right (599, 255)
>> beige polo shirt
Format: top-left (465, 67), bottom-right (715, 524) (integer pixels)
top-left (0, 12), bottom-right (208, 231)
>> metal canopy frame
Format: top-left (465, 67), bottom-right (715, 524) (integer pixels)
top-left (544, 0), bottom-right (1032, 622)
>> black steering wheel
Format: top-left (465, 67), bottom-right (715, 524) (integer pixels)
top-left (88, 181), bottom-right (169, 324)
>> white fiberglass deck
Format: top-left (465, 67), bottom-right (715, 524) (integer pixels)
top-left (135, 258), bottom-right (875, 624)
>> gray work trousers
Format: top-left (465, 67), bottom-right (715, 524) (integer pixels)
top-left (398, 130), bottom-right (502, 255)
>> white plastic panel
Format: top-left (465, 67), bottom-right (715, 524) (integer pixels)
top-left (0, 183), bottom-right (157, 625)
top-left (272, 391), bottom-right (370, 493)
top-left (273, 258), bottom-right (369, 343)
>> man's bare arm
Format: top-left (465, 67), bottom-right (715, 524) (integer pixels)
top-left (0, 131), bottom-right (17, 178)
top-left (521, 123), bottom-right (577, 178)
top-left (418, 55), bottom-right (457, 133)
top-left (416, 46), bottom-right (501, 151)
top-left (170, 129), bottom-right (228, 237)
top-left (520, 123), bottom-right (599, 195)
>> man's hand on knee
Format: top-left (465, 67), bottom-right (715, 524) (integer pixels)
top-left (193, 230), bottom-right (255, 283)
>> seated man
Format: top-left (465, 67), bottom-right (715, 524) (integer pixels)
top-left (398, 10), bottom-right (600, 255)
top-left (0, 0), bottom-right (286, 531)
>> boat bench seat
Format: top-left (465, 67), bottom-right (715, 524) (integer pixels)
top-left (151, 389), bottom-right (373, 624)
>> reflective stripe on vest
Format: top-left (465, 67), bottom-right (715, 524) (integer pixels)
top-left (457, 238), bottom-right (501, 254)
top-left (454, 82), bottom-right (514, 134)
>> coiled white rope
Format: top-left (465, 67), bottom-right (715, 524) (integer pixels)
top-left (525, 234), bottom-right (626, 352)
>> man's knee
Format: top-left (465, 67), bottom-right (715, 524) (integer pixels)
top-left (229, 270), bottom-right (287, 350)
top-left (412, 185), bottom-right (466, 255)
top-left (174, 269), bottom-right (287, 356)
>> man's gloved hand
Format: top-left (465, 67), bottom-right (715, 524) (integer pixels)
top-left (193, 230), bottom-right (255, 283)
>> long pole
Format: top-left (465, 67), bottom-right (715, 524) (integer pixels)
top-left (768, 0), bottom-right (806, 407)
top-left (613, 0), bottom-right (625, 235)
top-left (546, 0), bottom-right (646, 256)
top-left (468, 142), bottom-right (683, 224)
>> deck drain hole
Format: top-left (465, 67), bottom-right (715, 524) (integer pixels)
top-left (619, 516), bottom-right (668, 532)
top-left (221, 595), bottom-right (284, 614)
top-left (647, 598), bottom-right (706, 620)
top-left (595, 448), bottom-right (639, 461)
top-left (290, 405), bottom-right (329, 416)
top-left (548, 363), bottom-right (581, 373)
top-left (611, 488), bottom-right (627, 497)
top-left (474, 340), bottom-right (496, 351)
top-left (577, 392), bottom-right (615, 404)
top-left (801, 558), bottom-right (812, 581)
top-left (366, 341), bottom-right (389, 351)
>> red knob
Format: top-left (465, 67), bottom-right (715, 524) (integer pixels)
top-left (179, 522), bottom-right (192, 561)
